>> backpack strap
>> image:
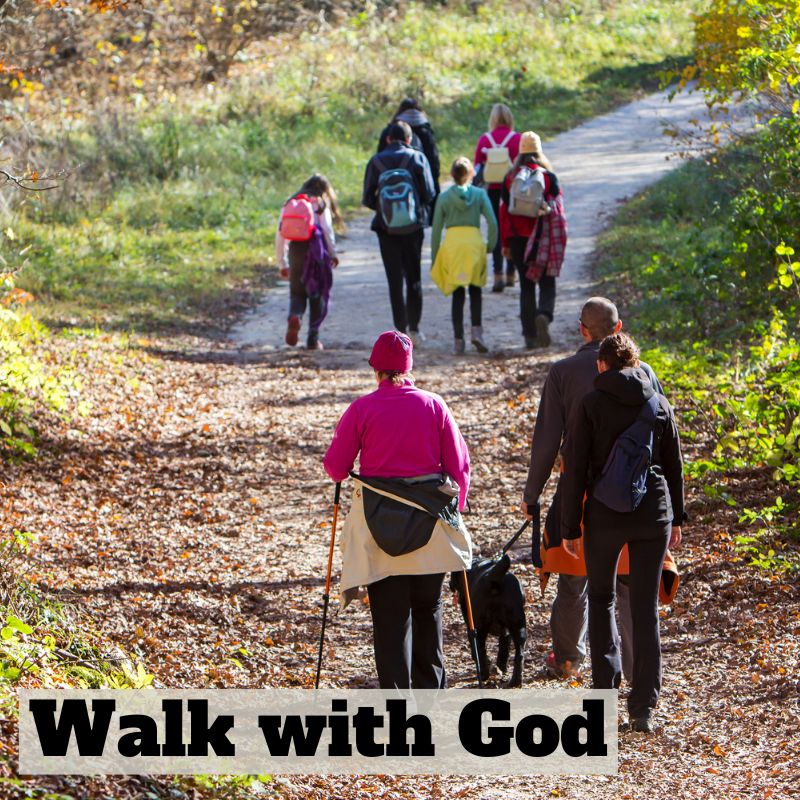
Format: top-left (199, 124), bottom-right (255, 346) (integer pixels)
top-left (373, 155), bottom-right (387, 174)
top-left (499, 130), bottom-right (515, 148)
top-left (485, 131), bottom-right (497, 148)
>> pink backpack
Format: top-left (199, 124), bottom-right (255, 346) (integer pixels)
top-left (280, 194), bottom-right (316, 241)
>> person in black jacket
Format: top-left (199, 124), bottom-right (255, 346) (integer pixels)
top-left (560, 332), bottom-right (685, 733)
top-left (363, 122), bottom-right (435, 343)
top-left (377, 98), bottom-right (441, 200)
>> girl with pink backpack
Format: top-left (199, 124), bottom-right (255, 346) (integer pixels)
top-left (276, 174), bottom-right (343, 349)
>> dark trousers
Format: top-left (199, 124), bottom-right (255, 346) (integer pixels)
top-left (487, 187), bottom-right (512, 277)
top-left (451, 285), bottom-right (482, 339)
top-left (509, 236), bottom-right (556, 335)
top-left (584, 520), bottom-right (670, 718)
top-left (377, 229), bottom-right (424, 332)
top-left (367, 573), bottom-right (446, 690)
top-left (288, 241), bottom-right (325, 333)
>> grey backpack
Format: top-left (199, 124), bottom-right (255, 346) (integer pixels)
top-left (509, 166), bottom-right (551, 218)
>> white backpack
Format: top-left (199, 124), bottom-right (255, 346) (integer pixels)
top-left (509, 166), bottom-right (551, 218)
top-left (482, 130), bottom-right (514, 184)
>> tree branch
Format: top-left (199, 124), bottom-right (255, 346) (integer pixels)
top-left (0, 168), bottom-right (62, 191)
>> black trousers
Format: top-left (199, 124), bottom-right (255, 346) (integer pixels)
top-left (509, 236), bottom-right (556, 336)
top-left (584, 519), bottom-right (670, 718)
top-left (451, 285), bottom-right (482, 339)
top-left (367, 573), bottom-right (446, 689)
top-left (377, 229), bottom-right (424, 333)
top-left (487, 187), bottom-right (513, 277)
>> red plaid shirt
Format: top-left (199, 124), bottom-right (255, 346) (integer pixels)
top-left (525, 195), bottom-right (567, 281)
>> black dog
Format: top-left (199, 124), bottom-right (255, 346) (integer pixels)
top-left (450, 554), bottom-right (527, 687)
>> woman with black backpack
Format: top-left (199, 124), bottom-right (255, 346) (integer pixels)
top-left (559, 332), bottom-right (686, 733)
top-left (377, 98), bottom-right (441, 201)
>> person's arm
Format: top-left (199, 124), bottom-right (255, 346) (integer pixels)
top-left (430, 194), bottom-right (445, 264)
top-left (420, 126), bottom-right (440, 185)
top-left (323, 403), bottom-right (362, 482)
top-left (318, 205), bottom-right (337, 263)
top-left (473, 134), bottom-right (486, 166)
top-left (438, 401), bottom-right (471, 511)
top-left (522, 370), bottom-right (565, 506)
top-left (362, 157), bottom-right (379, 211)
top-left (482, 188), bottom-right (498, 253)
top-left (559, 400), bottom-right (593, 540)
top-left (640, 361), bottom-right (665, 397)
top-left (545, 170), bottom-right (560, 200)
top-left (275, 227), bottom-right (288, 277)
top-left (416, 151), bottom-right (436, 208)
top-left (659, 400), bottom-right (686, 526)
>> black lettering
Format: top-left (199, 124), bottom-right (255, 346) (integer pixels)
top-left (385, 699), bottom-right (434, 757)
top-left (328, 698), bottom-right (351, 757)
top-left (515, 714), bottom-right (560, 757)
top-left (161, 699), bottom-right (185, 756)
top-left (561, 699), bottom-right (608, 757)
top-left (353, 706), bottom-right (384, 757)
top-left (29, 699), bottom-right (115, 757)
top-left (118, 715), bottom-right (161, 757)
top-left (258, 715), bottom-right (325, 757)
top-left (458, 699), bottom-right (512, 757)
top-left (186, 699), bottom-right (235, 756)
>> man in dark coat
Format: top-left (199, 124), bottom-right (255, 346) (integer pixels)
top-left (363, 121), bottom-right (435, 344)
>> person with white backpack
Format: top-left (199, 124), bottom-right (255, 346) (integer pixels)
top-left (473, 104), bottom-right (521, 292)
top-left (276, 174), bottom-right (342, 349)
top-left (500, 132), bottom-right (563, 348)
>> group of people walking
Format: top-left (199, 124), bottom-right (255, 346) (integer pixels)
top-left (324, 297), bottom-right (686, 734)
top-left (276, 99), bottom-right (566, 352)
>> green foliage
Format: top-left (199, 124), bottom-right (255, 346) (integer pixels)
top-left (14, 0), bottom-right (699, 329)
top-left (597, 130), bottom-right (800, 573)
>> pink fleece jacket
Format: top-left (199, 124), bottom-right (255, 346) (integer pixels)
top-left (323, 379), bottom-right (471, 510)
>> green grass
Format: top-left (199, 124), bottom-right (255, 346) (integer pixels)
top-left (14, 0), bottom-right (700, 331)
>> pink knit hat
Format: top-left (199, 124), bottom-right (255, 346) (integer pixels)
top-left (369, 331), bottom-right (413, 372)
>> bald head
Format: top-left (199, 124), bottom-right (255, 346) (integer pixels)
top-left (580, 297), bottom-right (620, 341)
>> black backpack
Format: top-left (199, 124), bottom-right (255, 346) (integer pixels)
top-left (593, 394), bottom-right (660, 513)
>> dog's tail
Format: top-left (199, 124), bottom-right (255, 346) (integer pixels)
top-left (487, 553), bottom-right (512, 585)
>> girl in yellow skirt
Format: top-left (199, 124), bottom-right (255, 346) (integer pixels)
top-left (431, 157), bottom-right (498, 354)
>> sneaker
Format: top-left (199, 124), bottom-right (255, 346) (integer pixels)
top-left (306, 337), bottom-right (324, 351)
top-left (630, 713), bottom-right (654, 734)
top-left (408, 330), bottom-right (426, 348)
top-left (453, 338), bottom-right (465, 355)
top-left (535, 313), bottom-right (551, 347)
top-left (544, 652), bottom-right (580, 680)
top-left (491, 277), bottom-right (505, 293)
top-left (505, 270), bottom-right (516, 288)
top-left (524, 336), bottom-right (538, 350)
top-left (285, 315), bottom-right (301, 346)
top-left (470, 325), bottom-right (488, 354)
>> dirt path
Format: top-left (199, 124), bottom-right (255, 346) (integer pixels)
top-left (4, 89), bottom-right (795, 800)
top-left (233, 87), bottom-right (719, 360)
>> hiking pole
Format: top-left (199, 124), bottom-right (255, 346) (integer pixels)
top-left (460, 570), bottom-right (483, 688)
top-left (314, 481), bottom-right (341, 690)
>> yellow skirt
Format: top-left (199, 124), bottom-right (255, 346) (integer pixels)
top-left (431, 226), bottom-right (487, 296)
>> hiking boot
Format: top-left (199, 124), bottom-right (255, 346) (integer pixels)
top-left (505, 270), bottom-right (516, 288)
top-left (535, 313), bottom-right (552, 347)
top-left (544, 652), bottom-right (580, 680)
top-left (470, 326), bottom-right (488, 354)
top-left (453, 338), bottom-right (465, 355)
top-left (630, 713), bottom-right (654, 734)
top-left (285, 315), bottom-right (301, 346)
top-left (491, 276), bottom-right (505, 293)
top-left (524, 336), bottom-right (538, 350)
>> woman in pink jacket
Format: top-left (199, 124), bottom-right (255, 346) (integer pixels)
top-left (324, 331), bottom-right (471, 689)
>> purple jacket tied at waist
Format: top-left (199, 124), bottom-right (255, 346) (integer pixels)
top-left (301, 225), bottom-right (334, 325)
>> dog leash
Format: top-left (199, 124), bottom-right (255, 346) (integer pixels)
top-left (501, 519), bottom-right (531, 556)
